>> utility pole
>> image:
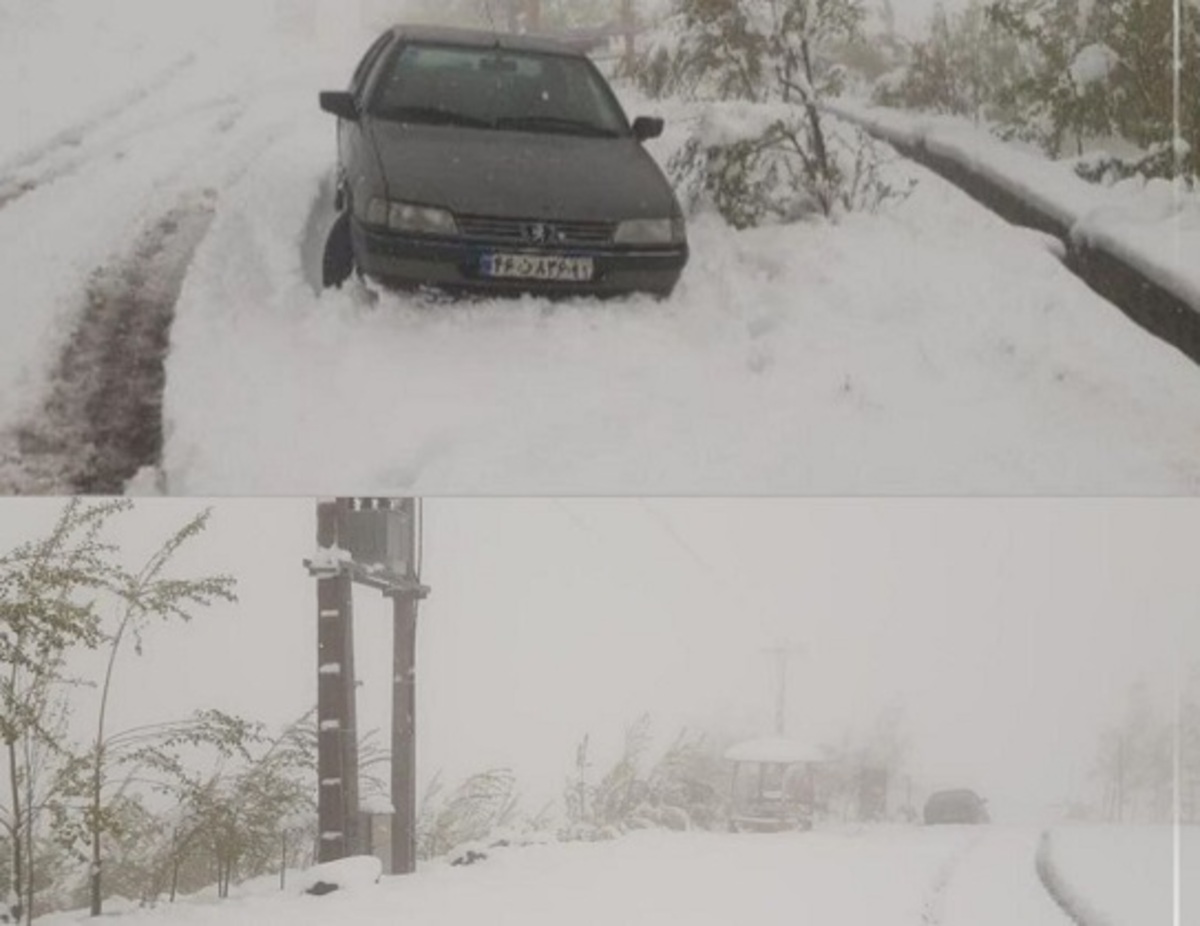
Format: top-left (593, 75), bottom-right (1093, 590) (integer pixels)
top-left (389, 590), bottom-right (417, 871)
top-left (306, 499), bottom-right (429, 872)
top-left (762, 641), bottom-right (805, 736)
top-left (313, 500), bottom-right (361, 862)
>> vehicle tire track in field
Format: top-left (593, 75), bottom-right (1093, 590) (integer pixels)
top-left (0, 94), bottom-right (244, 215)
top-left (1034, 830), bottom-right (1101, 926)
top-left (0, 54), bottom-right (195, 176)
top-left (921, 831), bottom-right (986, 926)
top-left (8, 193), bottom-right (216, 494)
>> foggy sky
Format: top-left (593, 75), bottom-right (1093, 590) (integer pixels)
top-left (1, 497), bottom-right (1194, 824)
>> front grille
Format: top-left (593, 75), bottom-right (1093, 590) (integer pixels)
top-left (457, 214), bottom-right (615, 247)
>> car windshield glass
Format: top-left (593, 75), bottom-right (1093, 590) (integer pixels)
top-left (369, 42), bottom-right (630, 137)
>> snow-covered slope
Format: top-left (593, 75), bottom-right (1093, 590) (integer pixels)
top-left (5, 5), bottom-right (1200, 494)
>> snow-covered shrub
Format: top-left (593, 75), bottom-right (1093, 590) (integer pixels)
top-left (416, 769), bottom-right (521, 861)
top-left (984, 0), bottom-right (1197, 173)
top-left (562, 717), bottom-right (728, 838)
top-left (669, 104), bottom-right (913, 224)
top-left (1074, 140), bottom-right (1197, 187)
top-left (871, 2), bottom-right (1028, 123)
top-left (626, 0), bottom-right (895, 222)
top-left (630, 0), bottom-right (864, 103)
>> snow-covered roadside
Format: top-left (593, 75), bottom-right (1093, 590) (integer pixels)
top-left (0, 2), bottom-right (367, 489)
top-left (829, 100), bottom-right (1200, 315)
top-left (160, 94), bottom-right (1200, 494)
top-left (34, 829), bottom-right (985, 926)
top-left (1039, 825), bottom-right (1198, 926)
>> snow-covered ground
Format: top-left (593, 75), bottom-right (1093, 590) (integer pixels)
top-left (33, 825), bottom-right (1190, 926)
top-left (5, 3), bottom-right (1200, 493)
top-left (831, 100), bottom-right (1200, 315)
top-left (1041, 824), bottom-right (1199, 926)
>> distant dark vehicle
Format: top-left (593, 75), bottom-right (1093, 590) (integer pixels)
top-left (923, 789), bottom-right (989, 825)
top-left (318, 24), bottom-right (688, 298)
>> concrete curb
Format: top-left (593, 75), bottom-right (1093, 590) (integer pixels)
top-left (835, 108), bottom-right (1200, 367)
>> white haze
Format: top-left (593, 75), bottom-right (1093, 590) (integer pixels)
top-left (1, 498), bottom-right (1193, 826)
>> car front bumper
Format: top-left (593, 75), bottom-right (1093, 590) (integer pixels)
top-left (351, 221), bottom-right (688, 298)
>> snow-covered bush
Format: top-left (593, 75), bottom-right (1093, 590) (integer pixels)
top-left (416, 769), bottom-right (522, 861)
top-left (627, 0), bottom-right (900, 223)
top-left (562, 717), bottom-right (727, 839)
top-left (1074, 140), bottom-right (1196, 187)
top-left (912, 0), bottom-right (1198, 176)
top-left (669, 104), bottom-right (913, 225)
top-left (878, 0), bottom-right (1198, 180)
top-left (871, 2), bottom-right (1028, 124)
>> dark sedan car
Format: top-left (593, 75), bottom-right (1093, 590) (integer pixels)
top-left (922, 789), bottom-right (990, 825)
top-left (319, 24), bottom-right (689, 298)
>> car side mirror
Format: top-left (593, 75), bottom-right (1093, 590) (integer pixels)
top-left (632, 116), bottom-right (664, 142)
top-left (320, 91), bottom-right (360, 122)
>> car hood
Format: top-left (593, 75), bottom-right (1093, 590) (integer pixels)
top-left (367, 121), bottom-right (679, 222)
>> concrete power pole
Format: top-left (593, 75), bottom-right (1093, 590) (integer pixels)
top-left (307, 498), bottom-right (429, 872)
top-left (387, 497), bottom-right (422, 875)
top-left (313, 501), bottom-right (362, 861)
top-left (762, 641), bottom-right (805, 736)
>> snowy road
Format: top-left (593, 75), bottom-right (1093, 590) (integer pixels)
top-left (6, 9), bottom-right (1200, 494)
top-left (36, 826), bottom-right (1088, 926)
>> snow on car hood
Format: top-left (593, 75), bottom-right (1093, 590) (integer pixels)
top-left (367, 121), bottom-right (679, 223)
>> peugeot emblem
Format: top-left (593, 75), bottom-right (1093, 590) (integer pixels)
top-left (526, 222), bottom-right (551, 244)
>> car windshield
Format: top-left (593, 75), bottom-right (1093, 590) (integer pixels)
top-left (368, 42), bottom-right (629, 138)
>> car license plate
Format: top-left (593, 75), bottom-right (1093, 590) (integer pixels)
top-left (481, 253), bottom-right (594, 282)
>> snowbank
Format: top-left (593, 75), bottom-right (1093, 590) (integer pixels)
top-left (829, 100), bottom-right (1200, 316)
top-left (297, 856), bottom-right (383, 895)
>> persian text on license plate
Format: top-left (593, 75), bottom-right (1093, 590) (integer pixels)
top-left (481, 253), bottom-right (594, 282)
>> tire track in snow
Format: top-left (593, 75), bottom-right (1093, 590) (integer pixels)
top-left (0, 82), bottom-right (298, 494)
top-left (1034, 830), bottom-right (1104, 926)
top-left (920, 830), bottom-right (986, 926)
top-left (7, 194), bottom-right (216, 494)
top-left (0, 91), bottom-right (245, 214)
top-left (0, 54), bottom-right (195, 174)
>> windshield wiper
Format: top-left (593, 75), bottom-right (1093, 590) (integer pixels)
top-left (496, 115), bottom-right (621, 138)
top-left (376, 105), bottom-right (494, 129)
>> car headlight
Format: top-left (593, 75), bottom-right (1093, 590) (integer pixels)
top-left (614, 217), bottom-right (685, 245)
top-left (364, 197), bottom-right (458, 235)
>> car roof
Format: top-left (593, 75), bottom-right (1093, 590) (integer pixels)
top-left (389, 23), bottom-right (587, 58)
top-left (926, 789), bottom-right (983, 802)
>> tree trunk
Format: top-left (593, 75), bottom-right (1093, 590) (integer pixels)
top-left (89, 753), bottom-right (103, 917)
top-left (22, 744), bottom-right (33, 926)
top-left (7, 741), bottom-right (23, 925)
top-left (798, 39), bottom-right (832, 211)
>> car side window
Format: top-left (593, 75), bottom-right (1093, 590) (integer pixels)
top-left (350, 32), bottom-right (394, 99)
